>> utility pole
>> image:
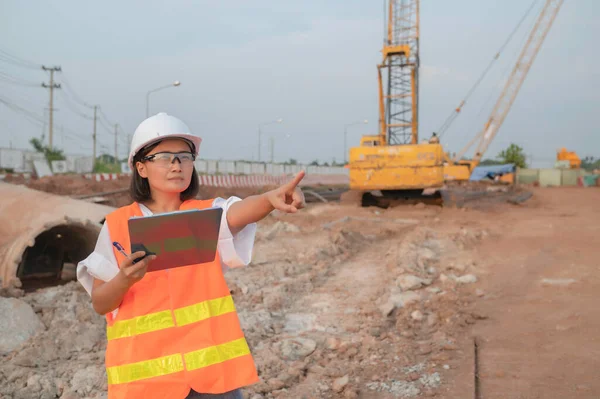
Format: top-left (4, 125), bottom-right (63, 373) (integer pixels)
top-left (93, 105), bottom-right (98, 164)
top-left (114, 124), bottom-right (119, 164)
top-left (41, 66), bottom-right (61, 148)
top-left (258, 125), bottom-right (262, 162)
top-left (115, 123), bottom-right (119, 165)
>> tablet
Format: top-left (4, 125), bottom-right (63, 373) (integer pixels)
top-left (127, 207), bottom-right (223, 272)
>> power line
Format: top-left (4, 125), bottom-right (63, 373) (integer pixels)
top-left (58, 90), bottom-right (94, 120)
top-left (0, 95), bottom-right (91, 147)
top-left (99, 108), bottom-right (115, 126)
top-left (0, 49), bottom-right (42, 70)
top-left (0, 70), bottom-right (40, 87)
top-left (98, 117), bottom-right (113, 134)
top-left (59, 74), bottom-right (94, 109)
top-left (59, 73), bottom-right (122, 153)
top-left (437, 0), bottom-right (539, 139)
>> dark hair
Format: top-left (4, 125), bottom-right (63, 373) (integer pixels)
top-left (129, 140), bottom-right (200, 203)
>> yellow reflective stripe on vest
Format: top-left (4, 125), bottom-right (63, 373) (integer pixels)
top-left (184, 337), bottom-right (250, 371)
top-left (174, 295), bottom-right (236, 327)
top-left (107, 310), bottom-right (174, 341)
top-left (107, 338), bottom-right (251, 385)
top-left (107, 353), bottom-right (184, 385)
top-left (107, 295), bottom-right (236, 341)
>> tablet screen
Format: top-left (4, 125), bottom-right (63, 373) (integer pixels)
top-left (127, 207), bottom-right (223, 272)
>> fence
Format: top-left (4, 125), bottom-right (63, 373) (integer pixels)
top-left (0, 147), bottom-right (348, 178)
top-left (516, 168), bottom-right (592, 187)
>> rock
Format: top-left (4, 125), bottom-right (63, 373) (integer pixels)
top-left (346, 347), bottom-right (359, 358)
top-left (475, 288), bottom-right (485, 297)
top-left (427, 267), bottom-right (437, 275)
top-left (283, 313), bottom-right (318, 334)
top-left (26, 374), bottom-right (42, 392)
top-left (0, 298), bottom-right (44, 355)
top-left (325, 337), bottom-right (342, 350)
top-left (70, 366), bottom-right (106, 396)
top-left (392, 291), bottom-right (421, 307)
top-left (426, 287), bottom-right (441, 294)
top-left (420, 372), bottom-right (442, 389)
top-left (344, 389), bottom-right (359, 399)
top-left (267, 378), bottom-right (285, 390)
top-left (396, 275), bottom-right (431, 291)
top-left (418, 342), bottom-right (432, 355)
top-left (308, 365), bottom-right (326, 375)
top-left (379, 301), bottom-right (396, 317)
top-left (446, 262), bottom-right (467, 272)
top-left (277, 372), bottom-right (295, 385)
top-left (280, 338), bottom-right (317, 360)
top-left (263, 221), bottom-right (300, 240)
top-left (414, 202), bottom-right (426, 209)
top-left (318, 382), bottom-right (330, 392)
top-left (440, 341), bottom-right (458, 351)
top-left (418, 247), bottom-right (438, 261)
top-left (250, 395), bottom-right (264, 399)
top-left (541, 278), bottom-right (577, 287)
top-left (426, 313), bottom-right (438, 327)
top-left (381, 291), bottom-right (422, 316)
top-left (333, 375), bottom-right (349, 392)
top-left (367, 380), bottom-right (421, 397)
top-left (263, 292), bottom-right (283, 311)
top-left (60, 389), bottom-right (80, 399)
top-left (369, 327), bottom-right (382, 337)
top-left (443, 364), bottom-right (450, 370)
top-left (411, 310), bottom-right (424, 321)
top-left (455, 274), bottom-right (478, 284)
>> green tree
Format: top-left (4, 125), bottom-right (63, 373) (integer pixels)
top-left (581, 156), bottom-right (600, 171)
top-left (309, 160), bottom-right (320, 166)
top-left (30, 137), bottom-right (66, 163)
top-left (479, 159), bottom-right (504, 166)
top-left (498, 143), bottom-right (527, 168)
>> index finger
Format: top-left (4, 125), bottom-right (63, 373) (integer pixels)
top-left (285, 170), bottom-right (305, 189)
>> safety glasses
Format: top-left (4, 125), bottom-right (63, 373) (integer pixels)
top-left (142, 151), bottom-right (196, 167)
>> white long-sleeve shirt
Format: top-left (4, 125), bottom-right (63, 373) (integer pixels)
top-left (76, 197), bottom-right (256, 301)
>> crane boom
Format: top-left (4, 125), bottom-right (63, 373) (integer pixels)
top-left (454, 0), bottom-right (564, 164)
top-left (378, 0), bottom-right (420, 146)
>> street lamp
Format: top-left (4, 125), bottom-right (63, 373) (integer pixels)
top-left (146, 80), bottom-right (181, 117)
top-left (268, 133), bottom-right (291, 163)
top-left (258, 118), bottom-right (283, 162)
top-left (344, 119), bottom-right (368, 163)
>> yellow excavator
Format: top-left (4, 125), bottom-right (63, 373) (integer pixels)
top-left (348, 0), bottom-right (564, 206)
top-left (556, 148), bottom-right (581, 169)
top-left (348, 0), bottom-right (445, 206)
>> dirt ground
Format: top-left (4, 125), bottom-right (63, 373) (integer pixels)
top-left (440, 187), bottom-right (600, 399)
top-left (1, 180), bottom-right (598, 398)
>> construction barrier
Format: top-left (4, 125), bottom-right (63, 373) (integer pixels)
top-left (517, 168), bottom-right (593, 187)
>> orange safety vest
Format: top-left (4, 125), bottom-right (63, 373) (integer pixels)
top-left (103, 200), bottom-right (259, 399)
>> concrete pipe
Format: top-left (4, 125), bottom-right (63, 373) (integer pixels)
top-left (0, 182), bottom-right (115, 290)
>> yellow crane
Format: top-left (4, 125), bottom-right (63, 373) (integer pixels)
top-left (348, 0), bottom-right (564, 206)
top-left (444, 0), bottom-right (564, 180)
top-left (348, 0), bottom-right (445, 206)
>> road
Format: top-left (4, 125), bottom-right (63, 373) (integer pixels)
top-left (441, 187), bottom-right (600, 398)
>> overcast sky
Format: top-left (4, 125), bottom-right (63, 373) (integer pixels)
top-left (1, 0), bottom-right (597, 167)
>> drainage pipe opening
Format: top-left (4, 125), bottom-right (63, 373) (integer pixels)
top-left (17, 223), bottom-right (98, 291)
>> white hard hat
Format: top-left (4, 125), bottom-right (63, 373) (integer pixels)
top-left (129, 112), bottom-right (202, 168)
